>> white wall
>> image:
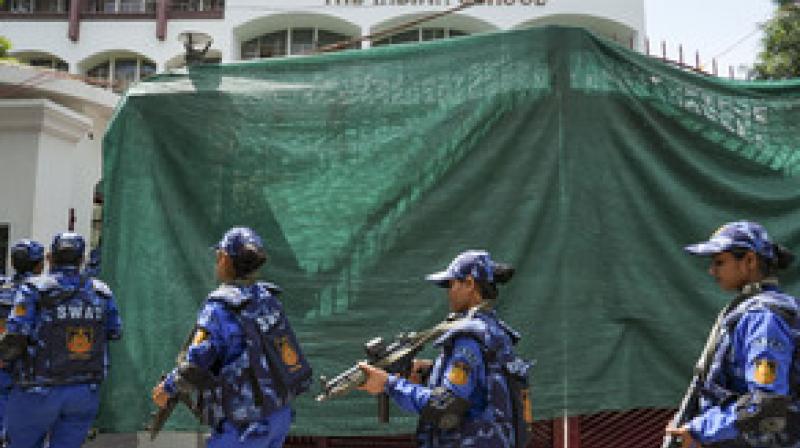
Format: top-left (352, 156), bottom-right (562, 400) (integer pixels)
top-left (4, 0), bottom-right (645, 72)
top-left (0, 99), bottom-right (95, 269)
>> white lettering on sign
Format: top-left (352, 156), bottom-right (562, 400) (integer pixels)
top-left (325, 0), bottom-right (545, 6)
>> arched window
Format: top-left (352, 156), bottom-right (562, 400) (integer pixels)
top-left (14, 53), bottom-right (69, 71)
top-left (373, 27), bottom-right (469, 46)
top-left (84, 0), bottom-right (156, 13)
top-left (86, 55), bottom-right (156, 92)
top-left (241, 28), bottom-right (359, 60)
top-left (1, 0), bottom-right (67, 12)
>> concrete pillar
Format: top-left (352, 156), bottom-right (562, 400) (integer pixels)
top-left (0, 99), bottom-right (93, 267)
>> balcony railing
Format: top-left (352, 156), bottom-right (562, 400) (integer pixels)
top-left (0, 0), bottom-right (224, 17)
top-left (168, 0), bottom-right (224, 18)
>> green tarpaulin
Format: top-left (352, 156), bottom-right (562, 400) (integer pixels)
top-left (99, 26), bottom-right (800, 435)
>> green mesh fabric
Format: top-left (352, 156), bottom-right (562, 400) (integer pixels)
top-left (98, 26), bottom-right (800, 435)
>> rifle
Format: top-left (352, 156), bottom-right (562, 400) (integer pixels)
top-left (662, 296), bottom-right (746, 448)
top-left (148, 327), bottom-right (204, 441)
top-left (316, 304), bottom-right (486, 421)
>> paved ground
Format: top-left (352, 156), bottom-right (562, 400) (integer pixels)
top-left (84, 431), bottom-right (208, 448)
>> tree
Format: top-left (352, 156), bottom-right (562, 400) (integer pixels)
top-left (0, 36), bottom-right (12, 60)
top-left (753, 1), bottom-right (800, 79)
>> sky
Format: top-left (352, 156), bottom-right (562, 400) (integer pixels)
top-left (644, 0), bottom-right (776, 78)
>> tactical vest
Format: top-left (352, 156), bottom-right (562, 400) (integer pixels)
top-left (208, 282), bottom-right (312, 428)
top-left (19, 274), bottom-right (109, 386)
top-left (703, 290), bottom-right (800, 448)
top-left (417, 312), bottom-right (532, 448)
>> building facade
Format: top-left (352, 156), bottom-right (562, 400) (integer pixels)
top-left (0, 63), bottom-right (117, 273)
top-left (1, 0), bottom-right (644, 92)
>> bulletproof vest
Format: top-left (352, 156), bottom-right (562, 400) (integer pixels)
top-left (703, 288), bottom-right (800, 448)
top-left (417, 312), bottom-right (532, 448)
top-left (211, 282), bottom-right (312, 428)
top-left (19, 274), bottom-right (108, 386)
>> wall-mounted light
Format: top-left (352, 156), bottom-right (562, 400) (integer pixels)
top-left (178, 31), bottom-right (213, 66)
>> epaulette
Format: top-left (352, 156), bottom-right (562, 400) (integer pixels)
top-left (434, 318), bottom-right (488, 349)
top-left (207, 284), bottom-right (250, 308)
top-left (90, 278), bottom-right (113, 298)
top-left (27, 274), bottom-right (60, 292)
top-left (725, 290), bottom-right (800, 330)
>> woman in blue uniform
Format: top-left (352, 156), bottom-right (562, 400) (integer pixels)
top-left (358, 250), bottom-right (532, 448)
top-left (667, 221), bottom-right (799, 448)
top-left (152, 227), bottom-right (312, 448)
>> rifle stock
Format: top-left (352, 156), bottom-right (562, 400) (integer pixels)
top-left (661, 375), bottom-right (701, 448)
top-left (148, 328), bottom-right (201, 440)
top-left (316, 304), bottom-right (487, 406)
top-left (661, 296), bottom-right (743, 448)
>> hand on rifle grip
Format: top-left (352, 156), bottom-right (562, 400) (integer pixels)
top-left (409, 359), bottom-right (433, 384)
top-left (357, 362), bottom-right (389, 395)
top-left (152, 380), bottom-right (170, 409)
top-left (665, 424), bottom-right (702, 448)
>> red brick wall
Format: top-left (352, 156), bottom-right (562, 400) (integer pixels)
top-left (285, 408), bottom-right (675, 448)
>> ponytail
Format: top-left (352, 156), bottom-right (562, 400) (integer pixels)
top-left (477, 263), bottom-right (515, 301)
top-left (770, 244), bottom-right (794, 272)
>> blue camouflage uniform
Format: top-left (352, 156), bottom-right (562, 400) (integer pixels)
top-left (2, 233), bottom-right (122, 448)
top-left (685, 221), bottom-right (800, 448)
top-left (163, 227), bottom-right (312, 448)
top-left (384, 250), bottom-right (532, 448)
top-left (0, 240), bottom-right (45, 442)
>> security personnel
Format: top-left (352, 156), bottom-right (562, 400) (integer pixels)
top-left (358, 250), bottom-right (533, 448)
top-left (152, 227), bottom-right (312, 448)
top-left (0, 232), bottom-right (123, 448)
top-left (666, 221), bottom-right (800, 448)
top-left (0, 240), bottom-right (45, 441)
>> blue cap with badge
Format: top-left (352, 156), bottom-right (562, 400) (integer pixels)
top-left (11, 239), bottom-right (45, 263)
top-left (685, 221), bottom-right (775, 260)
top-left (214, 227), bottom-right (264, 258)
top-left (426, 250), bottom-right (496, 288)
top-left (51, 232), bottom-right (86, 256)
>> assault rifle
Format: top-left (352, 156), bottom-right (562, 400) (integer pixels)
top-left (662, 294), bottom-right (749, 448)
top-left (148, 327), bottom-right (204, 441)
top-left (316, 304), bottom-right (486, 422)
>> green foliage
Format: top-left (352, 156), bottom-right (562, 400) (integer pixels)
top-left (0, 35), bottom-right (11, 59)
top-left (754, 2), bottom-right (800, 79)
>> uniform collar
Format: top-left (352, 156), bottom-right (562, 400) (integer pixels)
top-left (740, 277), bottom-right (780, 296)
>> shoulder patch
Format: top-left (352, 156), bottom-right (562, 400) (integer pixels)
top-left (192, 328), bottom-right (209, 346)
top-left (754, 358), bottom-right (777, 385)
top-left (447, 361), bottom-right (470, 386)
top-left (13, 303), bottom-right (27, 317)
